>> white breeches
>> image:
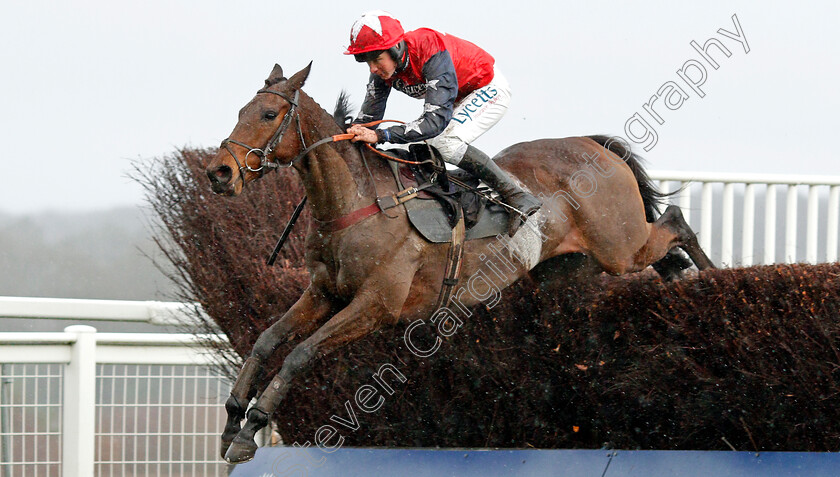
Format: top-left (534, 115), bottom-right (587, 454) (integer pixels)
top-left (426, 67), bottom-right (512, 166)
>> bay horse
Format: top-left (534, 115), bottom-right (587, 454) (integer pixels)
top-left (205, 62), bottom-right (714, 463)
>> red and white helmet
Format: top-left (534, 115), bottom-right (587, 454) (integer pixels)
top-left (344, 11), bottom-right (405, 55)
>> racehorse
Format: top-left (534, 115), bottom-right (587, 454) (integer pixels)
top-left (204, 62), bottom-right (714, 463)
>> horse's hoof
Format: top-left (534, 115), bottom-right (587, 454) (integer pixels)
top-left (220, 424), bottom-right (243, 458)
top-left (219, 421), bottom-right (242, 458)
top-left (221, 395), bottom-right (245, 458)
top-left (220, 424), bottom-right (242, 458)
top-left (224, 438), bottom-right (258, 464)
top-left (219, 438), bottom-right (233, 460)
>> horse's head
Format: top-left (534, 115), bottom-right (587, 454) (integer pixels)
top-left (206, 63), bottom-right (311, 195)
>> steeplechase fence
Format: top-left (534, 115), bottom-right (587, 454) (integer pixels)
top-left (0, 171), bottom-right (838, 475)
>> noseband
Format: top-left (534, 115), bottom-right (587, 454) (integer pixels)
top-left (220, 88), bottom-right (304, 184)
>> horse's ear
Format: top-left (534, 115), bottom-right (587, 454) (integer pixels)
top-left (265, 64), bottom-right (285, 86)
top-left (286, 61), bottom-right (312, 91)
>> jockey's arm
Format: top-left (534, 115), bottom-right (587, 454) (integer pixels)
top-left (351, 51), bottom-right (458, 145)
top-left (379, 50), bottom-right (457, 144)
top-left (354, 74), bottom-right (391, 125)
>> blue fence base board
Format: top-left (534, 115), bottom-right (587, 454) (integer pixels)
top-left (230, 447), bottom-right (840, 477)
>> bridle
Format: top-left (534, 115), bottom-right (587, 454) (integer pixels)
top-left (218, 86), bottom-right (433, 191)
top-left (220, 88), bottom-right (304, 185)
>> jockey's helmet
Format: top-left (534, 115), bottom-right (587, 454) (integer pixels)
top-left (345, 11), bottom-right (406, 64)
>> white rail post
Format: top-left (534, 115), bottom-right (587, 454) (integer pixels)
top-left (63, 326), bottom-right (97, 477)
top-left (765, 185), bottom-right (777, 264)
top-left (701, 183), bottom-right (714, 257)
top-left (742, 184), bottom-right (756, 266)
top-left (679, 181), bottom-right (691, 226)
top-left (829, 186), bottom-right (840, 263)
top-left (786, 185), bottom-right (798, 263)
top-left (721, 183), bottom-right (735, 266)
top-left (806, 185), bottom-right (820, 264)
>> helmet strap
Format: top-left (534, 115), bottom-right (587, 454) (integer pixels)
top-left (390, 40), bottom-right (408, 72)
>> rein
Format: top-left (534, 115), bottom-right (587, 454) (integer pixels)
top-left (354, 120), bottom-right (436, 167)
top-left (364, 144), bottom-right (432, 166)
top-left (230, 109), bottom-right (446, 262)
top-left (266, 195), bottom-right (308, 266)
top-left (224, 101), bottom-right (432, 188)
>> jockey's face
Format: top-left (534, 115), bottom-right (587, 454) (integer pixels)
top-left (366, 52), bottom-right (397, 80)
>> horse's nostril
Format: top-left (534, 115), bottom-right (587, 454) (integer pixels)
top-left (208, 165), bottom-right (233, 184)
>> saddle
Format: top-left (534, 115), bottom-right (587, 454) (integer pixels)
top-left (378, 144), bottom-right (510, 243)
top-left (270, 144), bottom-right (524, 312)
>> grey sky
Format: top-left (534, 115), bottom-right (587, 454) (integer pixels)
top-left (1, 1), bottom-right (837, 214)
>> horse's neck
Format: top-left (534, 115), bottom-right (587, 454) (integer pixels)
top-left (294, 97), bottom-right (376, 222)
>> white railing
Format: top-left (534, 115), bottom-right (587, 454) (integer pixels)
top-left (0, 296), bottom-right (207, 325)
top-left (0, 298), bottom-right (232, 477)
top-left (650, 171), bottom-right (840, 267)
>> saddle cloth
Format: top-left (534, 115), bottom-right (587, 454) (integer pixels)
top-left (382, 147), bottom-right (510, 244)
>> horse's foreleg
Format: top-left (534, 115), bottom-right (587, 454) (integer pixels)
top-left (224, 278), bottom-right (412, 463)
top-left (221, 357), bottom-right (261, 458)
top-left (221, 287), bottom-right (333, 458)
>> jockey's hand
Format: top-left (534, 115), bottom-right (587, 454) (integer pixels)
top-left (348, 125), bottom-right (378, 144)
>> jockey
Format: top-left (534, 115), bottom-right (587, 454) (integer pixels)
top-left (344, 11), bottom-right (541, 235)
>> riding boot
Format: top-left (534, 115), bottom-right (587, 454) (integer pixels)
top-left (458, 145), bottom-right (542, 236)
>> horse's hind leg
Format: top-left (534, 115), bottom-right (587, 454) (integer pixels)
top-left (631, 205), bottom-right (715, 272)
top-left (220, 288), bottom-right (333, 458)
top-left (658, 205), bottom-right (715, 270)
top-left (651, 249), bottom-right (693, 281)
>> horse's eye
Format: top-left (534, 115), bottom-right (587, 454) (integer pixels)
top-left (263, 111), bottom-right (278, 121)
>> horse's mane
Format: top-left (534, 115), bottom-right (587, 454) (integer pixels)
top-left (332, 90), bottom-right (354, 132)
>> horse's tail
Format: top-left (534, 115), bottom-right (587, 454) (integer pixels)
top-left (586, 135), bottom-right (693, 277)
top-left (586, 134), bottom-right (674, 222)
